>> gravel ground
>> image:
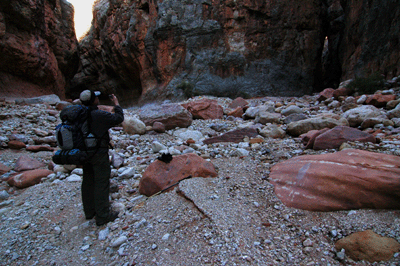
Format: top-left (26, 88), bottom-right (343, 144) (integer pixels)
top-left (0, 95), bottom-right (400, 266)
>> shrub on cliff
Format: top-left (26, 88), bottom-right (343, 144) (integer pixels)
top-left (346, 73), bottom-right (385, 95)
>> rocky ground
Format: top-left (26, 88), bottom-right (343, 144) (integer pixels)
top-left (0, 90), bottom-right (400, 266)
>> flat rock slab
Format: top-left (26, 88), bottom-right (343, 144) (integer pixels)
top-left (203, 127), bottom-right (258, 144)
top-left (178, 177), bottom-right (257, 236)
top-left (269, 149), bottom-right (400, 211)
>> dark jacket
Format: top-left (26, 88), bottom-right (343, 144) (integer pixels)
top-left (88, 105), bottom-right (124, 152)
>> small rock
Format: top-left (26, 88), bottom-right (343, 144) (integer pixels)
top-left (20, 222), bottom-right (30, 230)
top-left (66, 174), bottom-right (82, 182)
top-left (81, 244), bottom-right (90, 251)
top-left (111, 235), bottom-right (128, 248)
top-left (99, 227), bottom-right (110, 241)
top-left (0, 190), bottom-right (9, 200)
top-left (303, 238), bottom-right (313, 247)
top-left (162, 233), bottom-right (170, 241)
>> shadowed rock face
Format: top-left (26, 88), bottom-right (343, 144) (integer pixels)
top-left (71, 0), bottom-right (400, 106)
top-left (0, 0), bottom-right (398, 105)
top-left (71, 0), bottom-right (327, 105)
top-left (0, 0), bottom-right (80, 98)
top-left (339, 0), bottom-right (400, 81)
top-left (0, 0), bottom-right (79, 99)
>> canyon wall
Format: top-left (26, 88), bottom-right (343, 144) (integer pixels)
top-left (71, 0), bottom-right (327, 105)
top-left (339, 0), bottom-right (400, 80)
top-left (72, 0), bottom-right (399, 105)
top-left (0, 0), bottom-right (398, 104)
top-left (0, 0), bottom-right (79, 99)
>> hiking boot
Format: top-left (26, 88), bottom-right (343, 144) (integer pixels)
top-left (96, 211), bottom-right (119, 226)
top-left (85, 213), bottom-right (96, 220)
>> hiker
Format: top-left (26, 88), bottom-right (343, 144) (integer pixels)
top-left (79, 90), bottom-right (124, 226)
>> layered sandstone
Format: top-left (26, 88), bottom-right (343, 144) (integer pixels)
top-left (71, 0), bottom-right (400, 105)
top-left (0, 0), bottom-right (79, 99)
top-left (71, 0), bottom-right (327, 105)
top-left (269, 149), bottom-right (400, 211)
top-left (0, 0), bottom-right (398, 105)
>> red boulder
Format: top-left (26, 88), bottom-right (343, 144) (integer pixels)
top-left (14, 155), bottom-right (46, 172)
top-left (139, 153), bottom-right (218, 196)
top-left (182, 99), bottom-right (223, 120)
top-left (269, 149), bottom-right (400, 211)
top-left (306, 126), bottom-right (376, 150)
top-left (365, 94), bottom-right (396, 108)
top-left (7, 169), bottom-right (53, 189)
top-left (8, 140), bottom-right (26, 150)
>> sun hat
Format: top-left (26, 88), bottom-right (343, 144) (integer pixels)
top-left (80, 90), bottom-right (101, 105)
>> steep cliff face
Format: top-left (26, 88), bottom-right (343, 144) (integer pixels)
top-left (0, 0), bottom-right (79, 99)
top-left (71, 0), bottom-right (327, 105)
top-left (0, 0), bottom-right (398, 103)
top-left (339, 0), bottom-right (400, 80)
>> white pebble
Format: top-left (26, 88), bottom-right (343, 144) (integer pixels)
top-left (111, 235), bottom-right (128, 247)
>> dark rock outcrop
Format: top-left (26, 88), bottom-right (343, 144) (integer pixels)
top-left (339, 0), bottom-right (400, 81)
top-left (70, 0), bottom-right (399, 105)
top-left (71, 0), bottom-right (327, 104)
top-left (0, 0), bottom-right (398, 105)
top-left (0, 0), bottom-right (79, 99)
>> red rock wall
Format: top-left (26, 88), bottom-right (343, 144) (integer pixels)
top-left (339, 0), bottom-right (400, 80)
top-left (0, 0), bottom-right (398, 104)
top-left (71, 0), bottom-right (327, 105)
top-left (73, 0), bottom-right (399, 105)
top-left (0, 0), bottom-right (79, 99)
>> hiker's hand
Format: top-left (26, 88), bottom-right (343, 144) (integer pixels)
top-left (110, 94), bottom-right (119, 106)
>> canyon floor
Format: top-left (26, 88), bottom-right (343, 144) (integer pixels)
top-left (0, 94), bottom-right (399, 266)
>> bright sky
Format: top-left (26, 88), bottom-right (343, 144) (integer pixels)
top-left (67, 0), bottom-right (97, 39)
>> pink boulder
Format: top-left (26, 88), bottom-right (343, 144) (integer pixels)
top-left (8, 140), bottom-right (26, 150)
top-left (228, 97), bottom-right (249, 109)
top-left (333, 87), bottom-right (353, 99)
top-left (26, 145), bottom-right (55, 152)
top-left (139, 153), bottom-right (218, 196)
top-left (7, 169), bottom-right (53, 189)
top-left (307, 126), bottom-right (376, 150)
top-left (14, 155), bottom-right (46, 172)
top-left (317, 88), bottom-right (335, 101)
top-left (227, 106), bottom-right (244, 118)
top-left (139, 103), bottom-right (192, 130)
top-left (182, 98), bottom-right (223, 120)
top-left (335, 230), bottom-right (400, 262)
top-left (152, 121), bottom-right (166, 133)
top-left (300, 128), bottom-right (330, 149)
top-left (0, 162), bottom-right (11, 175)
top-left (269, 149), bottom-right (400, 211)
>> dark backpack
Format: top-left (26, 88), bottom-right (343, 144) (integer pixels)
top-left (52, 105), bottom-right (97, 165)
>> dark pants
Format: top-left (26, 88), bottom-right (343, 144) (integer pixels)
top-left (81, 151), bottom-right (111, 220)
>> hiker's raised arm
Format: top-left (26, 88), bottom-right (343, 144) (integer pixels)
top-left (109, 94), bottom-right (119, 106)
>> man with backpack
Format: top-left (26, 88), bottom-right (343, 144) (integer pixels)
top-left (79, 90), bottom-right (124, 226)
